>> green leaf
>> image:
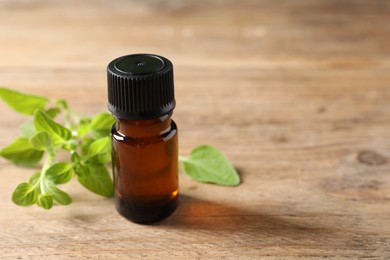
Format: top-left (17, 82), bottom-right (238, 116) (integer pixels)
top-left (12, 183), bottom-right (38, 206)
top-left (77, 118), bottom-right (91, 137)
top-left (76, 163), bottom-right (114, 197)
top-left (29, 131), bottom-right (54, 152)
top-left (71, 152), bottom-right (81, 163)
top-left (47, 183), bottom-right (72, 205)
top-left (34, 110), bottom-right (72, 145)
top-left (29, 172), bottom-right (41, 186)
top-left (90, 113), bottom-right (114, 139)
top-left (21, 108), bottom-right (62, 139)
top-left (0, 87), bottom-right (48, 115)
top-left (0, 137), bottom-right (44, 167)
top-left (55, 100), bottom-right (68, 110)
top-left (46, 107), bottom-right (61, 118)
top-left (37, 193), bottom-right (53, 209)
top-left (87, 137), bottom-right (111, 164)
top-left (20, 120), bottom-right (35, 138)
top-left (46, 162), bottom-right (74, 184)
top-left (90, 113), bottom-right (114, 131)
top-left (61, 140), bottom-right (78, 151)
top-left (81, 138), bottom-right (94, 157)
top-left (180, 145), bottom-right (240, 186)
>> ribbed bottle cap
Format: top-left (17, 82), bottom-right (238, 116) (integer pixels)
top-left (107, 54), bottom-right (175, 120)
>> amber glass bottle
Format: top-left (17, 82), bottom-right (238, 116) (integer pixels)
top-left (107, 54), bottom-right (178, 224)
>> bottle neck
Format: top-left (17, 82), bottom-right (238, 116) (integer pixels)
top-left (115, 113), bottom-right (172, 138)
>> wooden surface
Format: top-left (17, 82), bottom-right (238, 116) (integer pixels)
top-left (1, 0), bottom-right (390, 259)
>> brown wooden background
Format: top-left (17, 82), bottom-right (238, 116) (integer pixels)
top-left (0, 0), bottom-right (389, 259)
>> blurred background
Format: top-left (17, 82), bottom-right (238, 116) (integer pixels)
top-left (0, 0), bottom-right (389, 258)
top-left (1, 0), bottom-right (388, 154)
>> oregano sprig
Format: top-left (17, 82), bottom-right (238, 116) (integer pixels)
top-left (0, 87), bottom-right (240, 210)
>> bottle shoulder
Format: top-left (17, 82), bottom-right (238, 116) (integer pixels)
top-left (111, 120), bottom-right (177, 144)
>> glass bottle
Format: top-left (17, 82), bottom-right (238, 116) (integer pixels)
top-left (107, 54), bottom-right (178, 224)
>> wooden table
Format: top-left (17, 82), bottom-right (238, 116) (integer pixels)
top-left (1, 0), bottom-right (389, 259)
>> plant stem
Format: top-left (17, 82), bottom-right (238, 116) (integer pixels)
top-left (39, 153), bottom-right (55, 193)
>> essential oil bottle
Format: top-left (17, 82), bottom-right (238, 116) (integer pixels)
top-left (107, 54), bottom-right (178, 224)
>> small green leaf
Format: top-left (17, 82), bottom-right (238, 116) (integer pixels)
top-left (55, 100), bottom-right (68, 110)
top-left (91, 130), bottom-right (109, 140)
top-left (34, 110), bottom-right (72, 145)
top-left (90, 113), bottom-right (114, 131)
top-left (20, 120), bottom-right (35, 137)
top-left (37, 193), bottom-right (53, 209)
top-left (61, 140), bottom-right (78, 151)
top-left (29, 172), bottom-right (41, 186)
top-left (0, 137), bottom-right (44, 167)
top-left (45, 107), bottom-right (61, 118)
top-left (46, 162), bottom-right (74, 184)
top-left (12, 183), bottom-right (38, 206)
top-left (71, 152), bottom-right (81, 163)
top-left (180, 145), bottom-right (240, 186)
top-left (0, 87), bottom-right (48, 115)
top-left (76, 163), bottom-right (114, 197)
top-left (77, 118), bottom-right (91, 137)
top-left (81, 138), bottom-right (94, 157)
top-left (29, 131), bottom-right (54, 152)
top-left (88, 137), bottom-right (111, 163)
top-left (90, 113), bottom-right (114, 139)
top-left (47, 183), bottom-right (72, 205)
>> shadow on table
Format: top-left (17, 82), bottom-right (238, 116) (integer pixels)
top-left (154, 194), bottom-right (337, 241)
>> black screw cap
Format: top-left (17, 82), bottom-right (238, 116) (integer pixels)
top-left (107, 54), bottom-right (175, 120)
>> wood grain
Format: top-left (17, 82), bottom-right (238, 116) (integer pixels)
top-left (0, 0), bottom-right (389, 259)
